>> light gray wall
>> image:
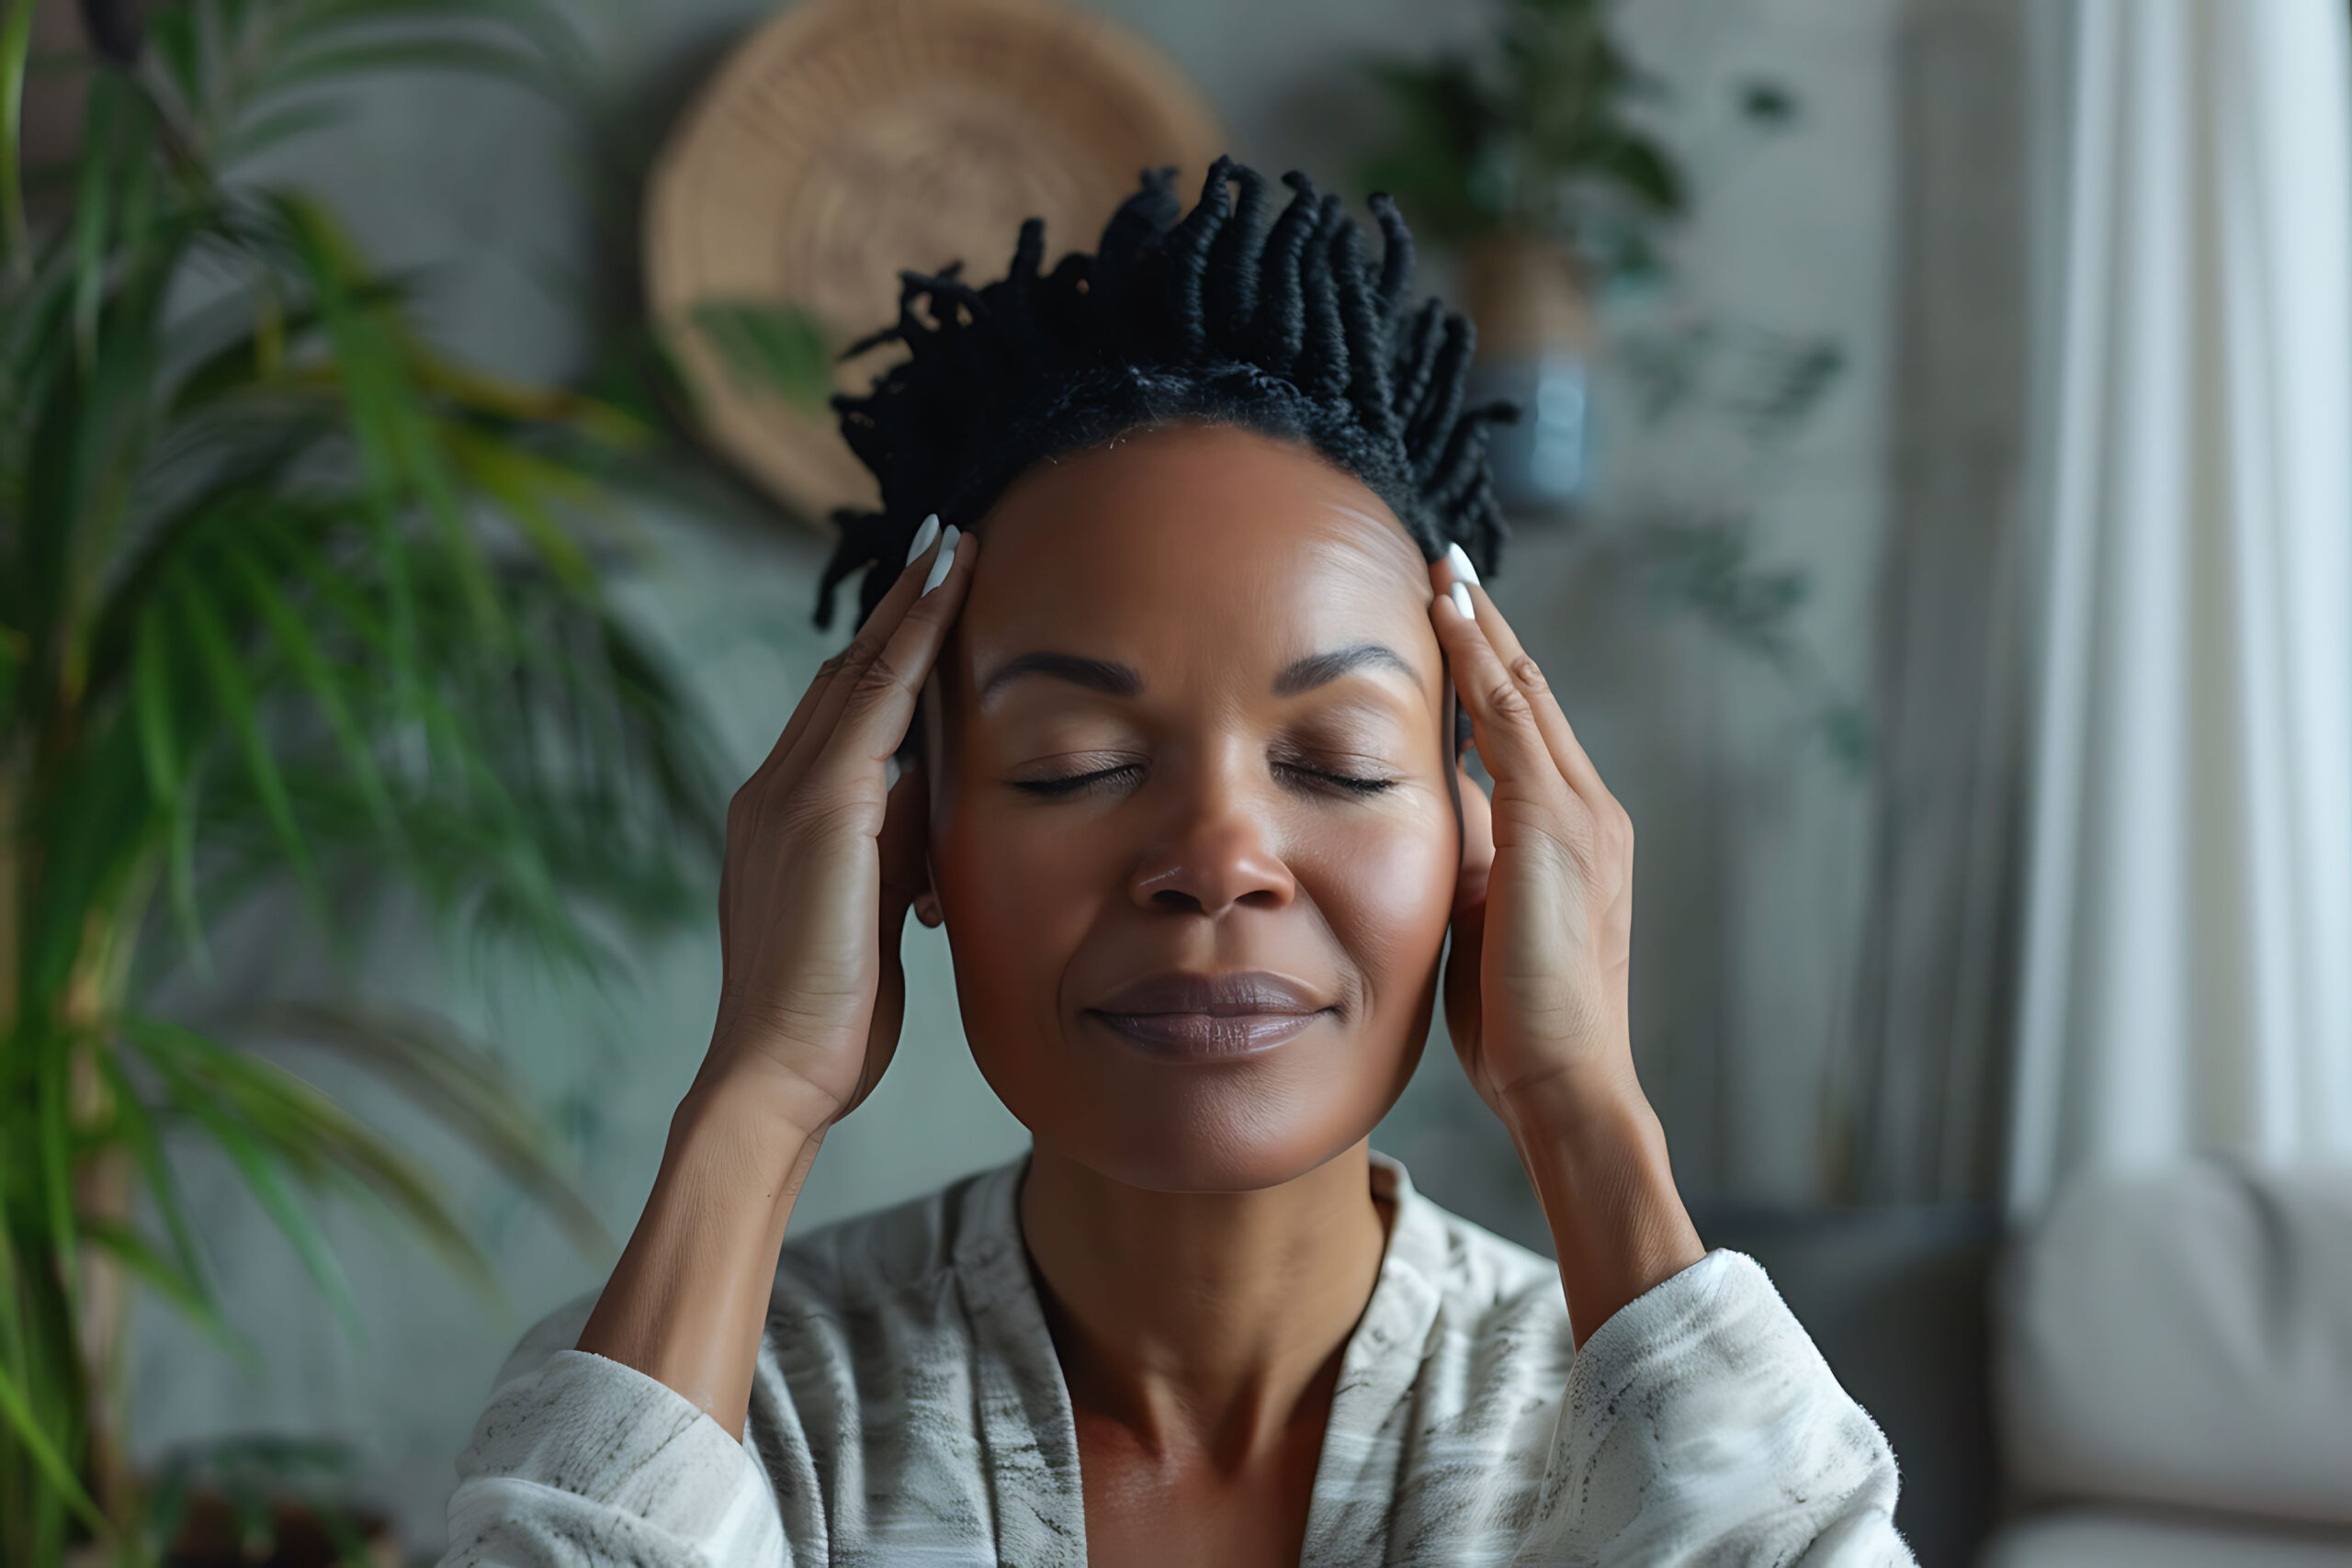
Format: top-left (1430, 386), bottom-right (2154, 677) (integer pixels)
top-left (126, 0), bottom-right (1904, 1555)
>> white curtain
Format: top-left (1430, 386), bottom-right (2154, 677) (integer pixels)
top-left (2008, 0), bottom-right (2352, 1214)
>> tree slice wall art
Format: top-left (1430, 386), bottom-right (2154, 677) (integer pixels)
top-left (647, 0), bottom-right (1226, 527)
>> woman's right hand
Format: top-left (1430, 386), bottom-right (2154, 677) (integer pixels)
top-left (695, 516), bottom-right (976, 1137)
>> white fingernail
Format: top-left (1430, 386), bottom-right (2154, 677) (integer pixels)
top-left (922, 525), bottom-right (961, 595)
top-left (905, 513), bottom-right (941, 567)
top-left (1449, 581), bottom-right (1474, 619)
top-left (1446, 542), bottom-right (1480, 586)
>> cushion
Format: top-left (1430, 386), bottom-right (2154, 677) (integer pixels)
top-left (1984, 1507), bottom-right (2352, 1568)
top-left (1995, 1158), bottom-right (2352, 1527)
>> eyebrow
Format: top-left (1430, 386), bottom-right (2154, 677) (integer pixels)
top-left (978, 640), bottom-right (1421, 709)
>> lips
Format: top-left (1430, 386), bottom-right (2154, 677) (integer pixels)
top-left (1091, 970), bottom-right (1327, 1015)
top-left (1084, 970), bottom-right (1334, 1060)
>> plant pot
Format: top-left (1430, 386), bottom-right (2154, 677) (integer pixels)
top-left (64, 1492), bottom-right (404, 1568)
top-left (162, 1494), bottom-right (401, 1568)
top-left (1459, 231), bottom-right (1597, 517)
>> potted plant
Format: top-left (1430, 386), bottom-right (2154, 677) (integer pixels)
top-left (1361, 0), bottom-right (1685, 512)
top-left (0, 2), bottom-right (735, 1561)
top-left (141, 1436), bottom-right (399, 1567)
top-left (1362, 0), bottom-right (1811, 514)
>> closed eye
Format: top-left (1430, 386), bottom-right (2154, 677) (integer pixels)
top-left (1009, 765), bottom-right (1134, 798)
top-left (1010, 762), bottom-right (1398, 798)
top-left (1285, 763), bottom-right (1399, 795)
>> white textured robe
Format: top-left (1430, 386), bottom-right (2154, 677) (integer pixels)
top-left (441, 1151), bottom-right (1914, 1565)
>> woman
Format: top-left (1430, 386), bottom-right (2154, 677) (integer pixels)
top-left (443, 159), bottom-right (1912, 1566)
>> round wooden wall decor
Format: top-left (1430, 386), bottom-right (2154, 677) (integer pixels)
top-left (646, 0), bottom-right (1226, 528)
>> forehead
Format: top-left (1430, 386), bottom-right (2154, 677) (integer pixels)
top-left (952, 423), bottom-right (1434, 702)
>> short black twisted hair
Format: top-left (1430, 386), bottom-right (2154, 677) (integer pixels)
top-left (814, 155), bottom-right (1520, 638)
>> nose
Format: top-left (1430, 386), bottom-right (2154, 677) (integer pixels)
top-left (1126, 751), bottom-right (1298, 917)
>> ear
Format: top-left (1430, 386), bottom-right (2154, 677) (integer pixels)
top-left (910, 686), bottom-right (948, 929)
top-left (915, 786), bottom-right (944, 930)
top-left (910, 753), bottom-right (944, 929)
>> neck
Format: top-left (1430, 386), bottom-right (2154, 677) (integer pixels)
top-left (1018, 1140), bottom-right (1394, 1466)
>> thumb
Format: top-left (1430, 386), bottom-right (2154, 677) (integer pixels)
top-left (846, 761), bottom-right (931, 1120)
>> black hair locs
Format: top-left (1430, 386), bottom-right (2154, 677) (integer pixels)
top-left (818, 156), bottom-right (1518, 759)
top-left (816, 155), bottom-right (1521, 629)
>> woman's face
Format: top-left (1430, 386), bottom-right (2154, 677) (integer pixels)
top-left (918, 421), bottom-right (1463, 1192)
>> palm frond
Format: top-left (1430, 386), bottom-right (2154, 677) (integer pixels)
top-left (0, 1364), bottom-right (103, 1540)
top-left (123, 1015), bottom-right (503, 1324)
top-left (175, 570), bottom-right (328, 933)
top-left (687, 300), bottom-right (837, 415)
top-left (76, 1221), bottom-right (240, 1359)
top-left (94, 1051), bottom-right (215, 1320)
top-left (246, 1000), bottom-right (612, 1258)
top-left (2, 5), bottom-right (727, 1549)
top-left (0, 0), bottom-right (40, 265)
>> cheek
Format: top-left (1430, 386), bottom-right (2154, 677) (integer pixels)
top-left (1299, 805), bottom-right (1459, 1015)
top-left (930, 797), bottom-right (1107, 1030)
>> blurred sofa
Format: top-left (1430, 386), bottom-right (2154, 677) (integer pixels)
top-left (1982, 1158), bottom-right (2352, 1565)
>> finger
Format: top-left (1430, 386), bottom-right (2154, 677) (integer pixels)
top-left (759, 514), bottom-right (945, 783)
top-left (1430, 578), bottom-right (1571, 805)
top-left (797, 525), bottom-right (977, 794)
top-left (1432, 557), bottom-right (1611, 808)
top-left (780, 523), bottom-right (965, 789)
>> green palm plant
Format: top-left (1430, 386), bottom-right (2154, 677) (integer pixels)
top-left (0, 2), bottom-right (727, 1560)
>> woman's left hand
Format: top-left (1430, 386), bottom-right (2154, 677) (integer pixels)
top-left (1430, 551), bottom-right (1702, 1343)
top-left (1427, 552), bottom-right (1640, 1128)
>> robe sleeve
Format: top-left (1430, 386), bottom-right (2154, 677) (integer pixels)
top-left (437, 1342), bottom-right (790, 1568)
top-left (1519, 1248), bottom-right (1917, 1565)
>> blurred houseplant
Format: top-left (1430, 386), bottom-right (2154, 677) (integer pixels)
top-left (1360, 0), bottom-right (1860, 765)
top-left (1362, 0), bottom-right (1698, 269)
top-left (1358, 0), bottom-right (1823, 496)
top-left (1362, 0), bottom-right (1693, 512)
top-left (0, 0), bottom-right (730, 1561)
